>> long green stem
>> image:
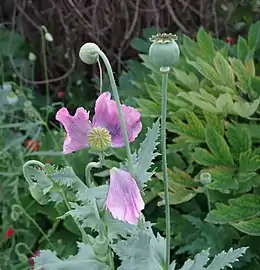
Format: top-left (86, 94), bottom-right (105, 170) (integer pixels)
top-left (161, 68), bottom-right (170, 270)
top-left (97, 50), bottom-right (134, 177)
top-left (40, 27), bottom-right (50, 123)
top-left (85, 161), bottom-right (102, 187)
top-left (60, 190), bottom-right (89, 243)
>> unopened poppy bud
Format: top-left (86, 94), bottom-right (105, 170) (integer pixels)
top-left (28, 52), bottom-right (36, 61)
top-left (149, 33), bottom-right (180, 70)
top-left (45, 32), bottom-right (53, 42)
top-left (79, 43), bottom-right (100, 65)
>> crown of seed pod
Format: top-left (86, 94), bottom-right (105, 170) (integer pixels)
top-left (149, 33), bottom-right (180, 69)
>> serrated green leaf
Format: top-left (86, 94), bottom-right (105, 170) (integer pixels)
top-left (135, 98), bottom-right (161, 117)
top-left (157, 168), bottom-right (199, 205)
top-left (61, 202), bottom-right (99, 232)
top-left (206, 247), bottom-right (248, 270)
top-left (215, 93), bottom-right (234, 114)
top-left (112, 228), bottom-right (165, 270)
top-left (232, 218), bottom-right (260, 236)
top-left (205, 125), bottom-right (234, 165)
top-left (233, 99), bottom-right (260, 118)
top-left (213, 52), bottom-right (235, 88)
top-left (132, 119), bottom-right (160, 189)
top-left (203, 112), bottom-right (224, 136)
top-left (227, 124), bottom-right (252, 156)
top-left (237, 36), bottom-right (249, 61)
top-left (249, 76), bottom-right (260, 95)
top-left (239, 152), bottom-right (260, 172)
top-left (187, 58), bottom-right (221, 85)
top-left (193, 148), bottom-right (220, 166)
top-left (34, 242), bottom-right (110, 270)
top-left (178, 92), bottom-right (219, 113)
top-left (248, 21), bottom-right (260, 49)
top-left (197, 27), bottom-right (215, 63)
top-left (205, 194), bottom-right (260, 224)
top-left (173, 69), bottom-right (200, 91)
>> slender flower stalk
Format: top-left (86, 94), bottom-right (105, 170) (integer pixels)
top-left (96, 50), bottom-right (134, 176)
top-left (79, 43), bottom-right (135, 177)
top-left (161, 68), bottom-right (171, 269)
top-left (40, 26), bottom-right (50, 123)
top-left (149, 33), bottom-right (180, 270)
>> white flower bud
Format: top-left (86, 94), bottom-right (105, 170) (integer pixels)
top-left (28, 52), bottom-right (36, 61)
top-left (45, 32), bottom-right (53, 42)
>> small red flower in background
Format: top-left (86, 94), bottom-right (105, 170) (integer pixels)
top-left (25, 139), bottom-right (40, 152)
top-left (29, 250), bottom-right (40, 269)
top-left (57, 91), bottom-right (65, 98)
top-left (5, 228), bottom-right (14, 238)
top-left (224, 36), bottom-right (236, 45)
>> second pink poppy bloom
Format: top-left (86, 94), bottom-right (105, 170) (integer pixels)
top-left (56, 92), bottom-right (142, 154)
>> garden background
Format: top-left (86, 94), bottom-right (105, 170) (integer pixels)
top-left (1, 0), bottom-right (260, 269)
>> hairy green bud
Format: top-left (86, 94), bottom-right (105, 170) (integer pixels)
top-left (79, 42), bottom-right (100, 64)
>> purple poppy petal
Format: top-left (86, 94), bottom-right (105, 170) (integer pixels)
top-left (105, 168), bottom-right (144, 225)
top-left (56, 107), bottom-right (92, 154)
top-left (92, 92), bottom-right (142, 147)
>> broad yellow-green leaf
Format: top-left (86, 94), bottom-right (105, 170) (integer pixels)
top-left (135, 98), bottom-right (161, 117)
top-left (233, 98), bottom-right (260, 118)
top-left (197, 27), bottom-right (215, 63)
top-left (248, 21), bottom-right (260, 51)
top-left (178, 92), bottom-right (219, 113)
top-left (193, 148), bottom-right (220, 166)
top-left (205, 125), bottom-right (234, 165)
top-left (157, 168), bottom-right (200, 205)
top-left (203, 112), bottom-right (224, 136)
top-left (226, 124), bottom-right (252, 156)
top-left (187, 58), bottom-right (221, 85)
top-left (232, 217), bottom-right (260, 236)
top-left (237, 36), bottom-right (249, 61)
top-left (173, 69), bottom-right (200, 91)
top-left (213, 52), bottom-right (235, 88)
top-left (206, 194), bottom-right (260, 224)
top-left (215, 93), bottom-right (234, 114)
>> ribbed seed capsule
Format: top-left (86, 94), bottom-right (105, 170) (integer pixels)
top-left (149, 33), bottom-right (180, 69)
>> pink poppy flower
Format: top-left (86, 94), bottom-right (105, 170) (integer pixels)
top-left (56, 92), bottom-right (142, 154)
top-left (105, 168), bottom-right (144, 225)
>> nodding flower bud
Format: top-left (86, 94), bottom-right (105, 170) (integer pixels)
top-left (149, 33), bottom-right (180, 70)
top-left (79, 43), bottom-right (100, 65)
top-left (200, 172), bottom-right (212, 186)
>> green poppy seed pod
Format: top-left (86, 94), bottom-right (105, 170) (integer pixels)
top-left (149, 33), bottom-right (180, 69)
top-left (79, 42), bottom-right (100, 65)
top-left (200, 172), bottom-right (212, 186)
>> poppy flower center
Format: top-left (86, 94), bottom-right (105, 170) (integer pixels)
top-left (88, 127), bottom-right (111, 151)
